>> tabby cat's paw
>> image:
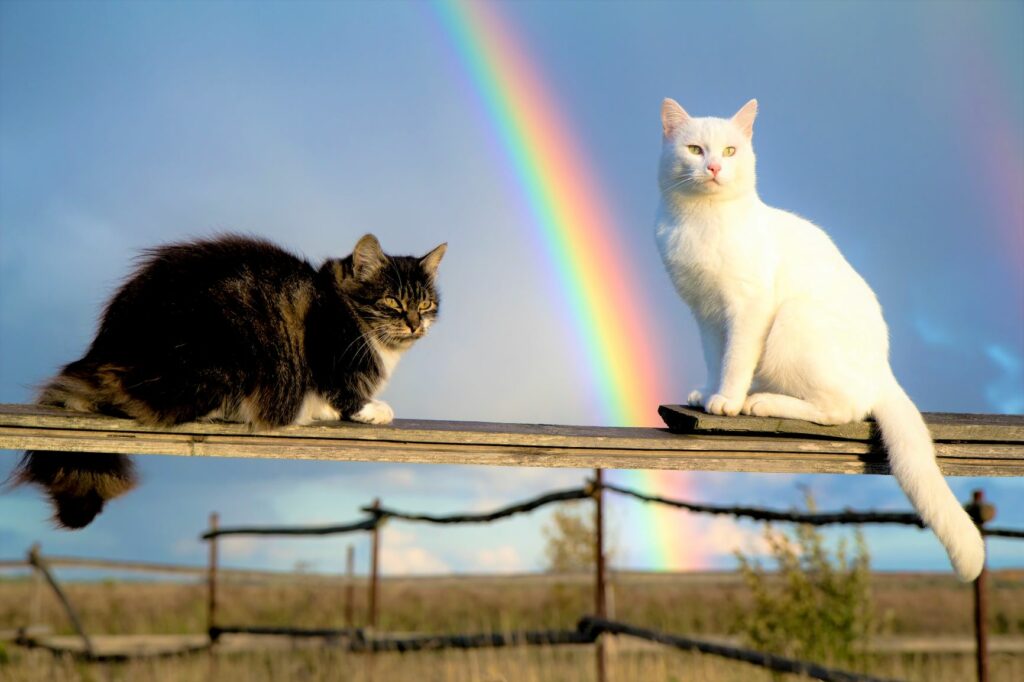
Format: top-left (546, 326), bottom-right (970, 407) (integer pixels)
top-left (350, 400), bottom-right (394, 425)
top-left (705, 393), bottom-right (742, 417)
top-left (687, 390), bottom-right (704, 407)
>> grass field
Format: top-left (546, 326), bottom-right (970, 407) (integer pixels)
top-left (2, 569), bottom-right (1023, 681)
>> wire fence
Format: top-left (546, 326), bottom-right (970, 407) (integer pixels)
top-left (11, 476), bottom-right (1022, 682)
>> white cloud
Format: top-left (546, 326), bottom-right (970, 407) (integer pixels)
top-left (471, 545), bottom-right (525, 573)
top-left (380, 527), bottom-right (450, 576)
top-left (701, 518), bottom-right (775, 558)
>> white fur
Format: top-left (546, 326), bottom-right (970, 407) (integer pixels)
top-left (371, 339), bottom-right (403, 385)
top-left (292, 392), bottom-right (341, 426)
top-left (655, 98), bottom-right (985, 581)
top-left (350, 398), bottom-right (394, 425)
top-left (347, 338), bottom-right (407, 425)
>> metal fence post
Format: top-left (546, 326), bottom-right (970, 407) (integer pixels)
top-left (369, 498), bottom-right (381, 630)
top-left (594, 469), bottom-right (607, 682)
top-left (969, 490), bottom-right (995, 682)
top-left (345, 544), bottom-right (356, 629)
top-left (207, 512), bottom-right (220, 642)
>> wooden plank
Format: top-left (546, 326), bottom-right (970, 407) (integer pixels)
top-left (659, 405), bottom-right (1024, 443)
top-left (1, 404), bottom-right (1022, 477)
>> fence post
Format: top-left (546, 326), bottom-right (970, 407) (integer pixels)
top-left (345, 544), bottom-right (356, 629)
top-left (207, 512), bottom-right (220, 642)
top-left (27, 544), bottom-right (95, 658)
top-left (369, 498), bottom-right (381, 630)
top-left (29, 542), bottom-right (43, 626)
top-left (594, 469), bottom-right (607, 682)
top-left (969, 490), bottom-right (995, 682)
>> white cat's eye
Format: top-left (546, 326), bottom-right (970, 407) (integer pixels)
top-left (687, 145), bottom-right (703, 156)
top-left (723, 146), bottom-right (737, 157)
top-left (382, 297), bottom-right (402, 310)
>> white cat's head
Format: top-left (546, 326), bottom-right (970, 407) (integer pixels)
top-left (658, 98), bottom-right (758, 200)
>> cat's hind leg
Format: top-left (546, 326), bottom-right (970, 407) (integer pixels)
top-left (741, 393), bottom-right (851, 425)
top-left (292, 392), bottom-right (341, 425)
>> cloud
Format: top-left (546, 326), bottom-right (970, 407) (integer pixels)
top-left (472, 545), bottom-right (526, 573)
top-left (700, 518), bottom-right (775, 558)
top-left (985, 344), bottom-right (1024, 414)
top-left (380, 527), bottom-right (450, 575)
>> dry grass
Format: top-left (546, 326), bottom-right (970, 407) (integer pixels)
top-left (2, 570), bottom-right (1023, 681)
top-left (3, 570), bottom-right (1023, 637)
top-left (2, 644), bottom-right (1024, 682)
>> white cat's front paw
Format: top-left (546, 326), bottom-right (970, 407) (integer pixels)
top-left (350, 399), bottom-right (394, 425)
top-left (706, 393), bottom-right (743, 417)
top-left (687, 390), bottom-right (705, 407)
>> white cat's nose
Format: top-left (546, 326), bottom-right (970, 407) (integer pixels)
top-left (707, 162), bottom-right (721, 177)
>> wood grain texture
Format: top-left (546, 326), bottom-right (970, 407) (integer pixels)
top-left (1, 403), bottom-right (1022, 477)
top-left (659, 404), bottom-right (1024, 443)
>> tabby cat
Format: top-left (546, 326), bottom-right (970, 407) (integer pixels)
top-left (13, 233), bottom-right (446, 528)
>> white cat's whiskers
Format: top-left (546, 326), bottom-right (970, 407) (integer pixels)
top-left (660, 173), bottom-right (700, 193)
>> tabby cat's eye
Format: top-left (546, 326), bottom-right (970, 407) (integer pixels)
top-left (687, 145), bottom-right (703, 156)
top-left (382, 297), bottom-right (402, 310)
top-left (723, 146), bottom-right (737, 157)
top-left (418, 300), bottom-right (436, 312)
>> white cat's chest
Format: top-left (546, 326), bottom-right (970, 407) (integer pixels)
top-left (656, 205), bottom-right (773, 319)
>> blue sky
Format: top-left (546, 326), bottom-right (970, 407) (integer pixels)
top-left (1, 0), bottom-right (1022, 576)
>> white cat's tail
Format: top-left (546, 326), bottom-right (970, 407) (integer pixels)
top-left (873, 377), bottom-right (985, 581)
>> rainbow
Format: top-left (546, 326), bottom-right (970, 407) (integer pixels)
top-left (430, 0), bottom-right (707, 570)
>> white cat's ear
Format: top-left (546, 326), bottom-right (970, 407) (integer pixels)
top-left (420, 242), bottom-right (447, 279)
top-left (661, 98), bottom-right (690, 139)
top-left (352, 234), bottom-right (386, 280)
top-left (731, 99), bottom-right (758, 138)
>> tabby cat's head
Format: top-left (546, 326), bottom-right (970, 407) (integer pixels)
top-left (659, 98), bottom-right (758, 200)
top-left (334, 234), bottom-right (447, 350)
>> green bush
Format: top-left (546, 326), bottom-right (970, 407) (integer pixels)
top-left (732, 494), bottom-right (875, 668)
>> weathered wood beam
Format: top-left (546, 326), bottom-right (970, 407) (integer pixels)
top-left (1, 404), bottom-right (1022, 477)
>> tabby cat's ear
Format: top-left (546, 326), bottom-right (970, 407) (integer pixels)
top-left (420, 243), bottom-right (447, 279)
top-left (662, 98), bottom-right (690, 139)
top-left (731, 99), bottom-right (758, 139)
top-left (352, 234), bottom-right (386, 280)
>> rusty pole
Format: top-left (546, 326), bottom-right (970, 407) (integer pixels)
top-left (970, 489), bottom-right (995, 682)
top-left (594, 469), bottom-right (607, 682)
top-left (207, 512), bottom-right (220, 642)
top-left (344, 544), bottom-right (356, 629)
top-left (369, 498), bottom-right (381, 630)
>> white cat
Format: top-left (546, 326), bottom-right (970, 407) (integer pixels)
top-left (654, 98), bottom-right (985, 581)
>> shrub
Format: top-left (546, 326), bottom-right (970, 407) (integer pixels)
top-left (732, 493), bottom-right (875, 667)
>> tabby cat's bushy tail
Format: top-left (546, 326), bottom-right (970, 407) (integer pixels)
top-left (11, 363), bottom-right (138, 529)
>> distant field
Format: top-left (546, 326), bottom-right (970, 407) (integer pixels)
top-left (1, 570), bottom-right (1023, 681)
top-left (3, 569), bottom-right (1023, 637)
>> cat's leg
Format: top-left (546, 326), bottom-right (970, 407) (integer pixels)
top-left (708, 306), bottom-right (773, 416)
top-left (319, 390), bottom-right (393, 425)
top-left (350, 399), bottom-right (394, 425)
top-left (741, 393), bottom-right (837, 424)
top-left (689, 323), bottom-right (723, 408)
top-left (742, 392), bottom-right (865, 426)
top-left (292, 392), bottom-right (341, 426)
